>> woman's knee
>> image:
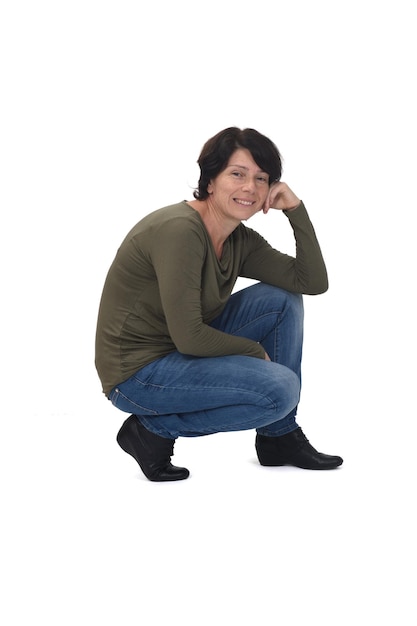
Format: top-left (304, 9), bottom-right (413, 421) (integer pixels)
top-left (261, 362), bottom-right (300, 413)
top-left (251, 283), bottom-right (304, 330)
top-left (261, 283), bottom-right (302, 310)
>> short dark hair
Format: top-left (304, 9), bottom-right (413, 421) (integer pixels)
top-left (193, 127), bottom-right (282, 200)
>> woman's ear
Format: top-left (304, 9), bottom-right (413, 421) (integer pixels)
top-left (207, 180), bottom-right (213, 194)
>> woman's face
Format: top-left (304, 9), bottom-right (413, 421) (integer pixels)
top-left (207, 148), bottom-right (270, 221)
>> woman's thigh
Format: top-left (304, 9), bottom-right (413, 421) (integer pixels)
top-left (109, 352), bottom-right (300, 437)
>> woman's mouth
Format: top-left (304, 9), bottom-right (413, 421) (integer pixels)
top-left (234, 199), bottom-right (255, 206)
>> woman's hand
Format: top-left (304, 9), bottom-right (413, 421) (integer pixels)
top-left (263, 182), bottom-right (301, 214)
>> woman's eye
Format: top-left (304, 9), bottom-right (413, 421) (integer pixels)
top-left (232, 171), bottom-right (243, 177)
top-left (257, 176), bottom-right (268, 183)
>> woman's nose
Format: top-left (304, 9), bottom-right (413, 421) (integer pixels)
top-left (242, 177), bottom-right (256, 192)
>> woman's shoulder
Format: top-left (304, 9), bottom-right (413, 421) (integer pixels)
top-left (124, 201), bottom-right (201, 239)
top-left (140, 201), bottom-right (201, 229)
top-left (117, 203), bottom-right (209, 263)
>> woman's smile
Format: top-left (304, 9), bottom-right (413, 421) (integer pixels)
top-left (234, 198), bottom-right (255, 206)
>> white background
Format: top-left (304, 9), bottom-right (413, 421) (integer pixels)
top-left (1, 1), bottom-right (416, 624)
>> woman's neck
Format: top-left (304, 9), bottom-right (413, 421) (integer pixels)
top-left (187, 199), bottom-right (237, 260)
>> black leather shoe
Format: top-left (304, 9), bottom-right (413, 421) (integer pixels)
top-left (117, 415), bottom-right (190, 482)
top-left (256, 427), bottom-right (343, 470)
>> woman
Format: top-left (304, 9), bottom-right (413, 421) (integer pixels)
top-left (95, 127), bottom-right (343, 481)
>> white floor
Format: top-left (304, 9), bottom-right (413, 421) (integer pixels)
top-left (2, 386), bottom-right (415, 626)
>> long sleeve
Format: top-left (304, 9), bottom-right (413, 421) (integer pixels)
top-left (240, 202), bottom-right (328, 295)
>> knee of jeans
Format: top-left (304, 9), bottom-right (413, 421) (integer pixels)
top-left (257, 283), bottom-right (302, 304)
top-left (265, 365), bottom-right (300, 407)
top-left (276, 287), bottom-right (302, 309)
top-left (259, 283), bottom-right (304, 320)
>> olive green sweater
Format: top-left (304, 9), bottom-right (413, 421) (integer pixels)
top-left (95, 201), bottom-right (328, 396)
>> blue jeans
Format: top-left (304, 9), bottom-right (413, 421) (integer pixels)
top-left (109, 283), bottom-right (303, 438)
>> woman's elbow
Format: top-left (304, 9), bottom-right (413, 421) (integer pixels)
top-left (305, 276), bottom-right (329, 295)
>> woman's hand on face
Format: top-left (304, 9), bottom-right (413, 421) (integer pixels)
top-left (263, 182), bottom-right (301, 214)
